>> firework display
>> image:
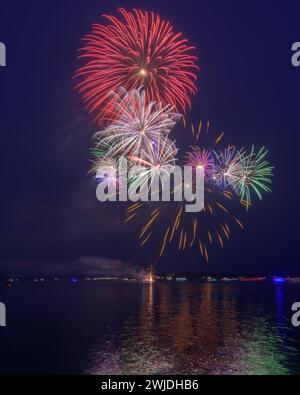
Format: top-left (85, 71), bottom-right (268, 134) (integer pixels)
top-left (124, 122), bottom-right (272, 262)
top-left (76, 8), bottom-right (274, 263)
top-left (233, 146), bottom-right (273, 209)
top-left (185, 147), bottom-right (215, 179)
top-left (128, 136), bottom-right (178, 200)
top-left (213, 146), bottom-right (244, 189)
top-left (75, 8), bottom-right (198, 121)
top-left (94, 88), bottom-right (180, 160)
top-left (125, 189), bottom-right (244, 262)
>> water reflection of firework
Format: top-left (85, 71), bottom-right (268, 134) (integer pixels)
top-left (86, 283), bottom-right (293, 375)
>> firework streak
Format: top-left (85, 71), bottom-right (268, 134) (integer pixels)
top-left (75, 8), bottom-right (198, 121)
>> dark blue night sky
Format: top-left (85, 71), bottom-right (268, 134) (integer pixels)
top-left (0, 0), bottom-right (299, 275)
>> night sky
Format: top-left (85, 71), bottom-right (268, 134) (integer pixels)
top-left (0, 0), bottom-right (299, 275)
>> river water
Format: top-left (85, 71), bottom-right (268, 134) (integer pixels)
top-left (0, 281), bottom-right (299, 374)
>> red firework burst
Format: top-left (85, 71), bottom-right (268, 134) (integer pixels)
top-left (75, 8), bottom-right (199, 122)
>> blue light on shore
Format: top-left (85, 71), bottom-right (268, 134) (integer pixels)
top-left (273, 277), bottom-right (286, 283)
top-left (71, 277), bottom-right (78, 283)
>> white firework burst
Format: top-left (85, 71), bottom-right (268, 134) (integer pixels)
top-left (213, 146), bottom-right (244, 191)
top-left (128, 137), bottom-right (178, 199)
top-left (94, 88), bottom-right (181, 159)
